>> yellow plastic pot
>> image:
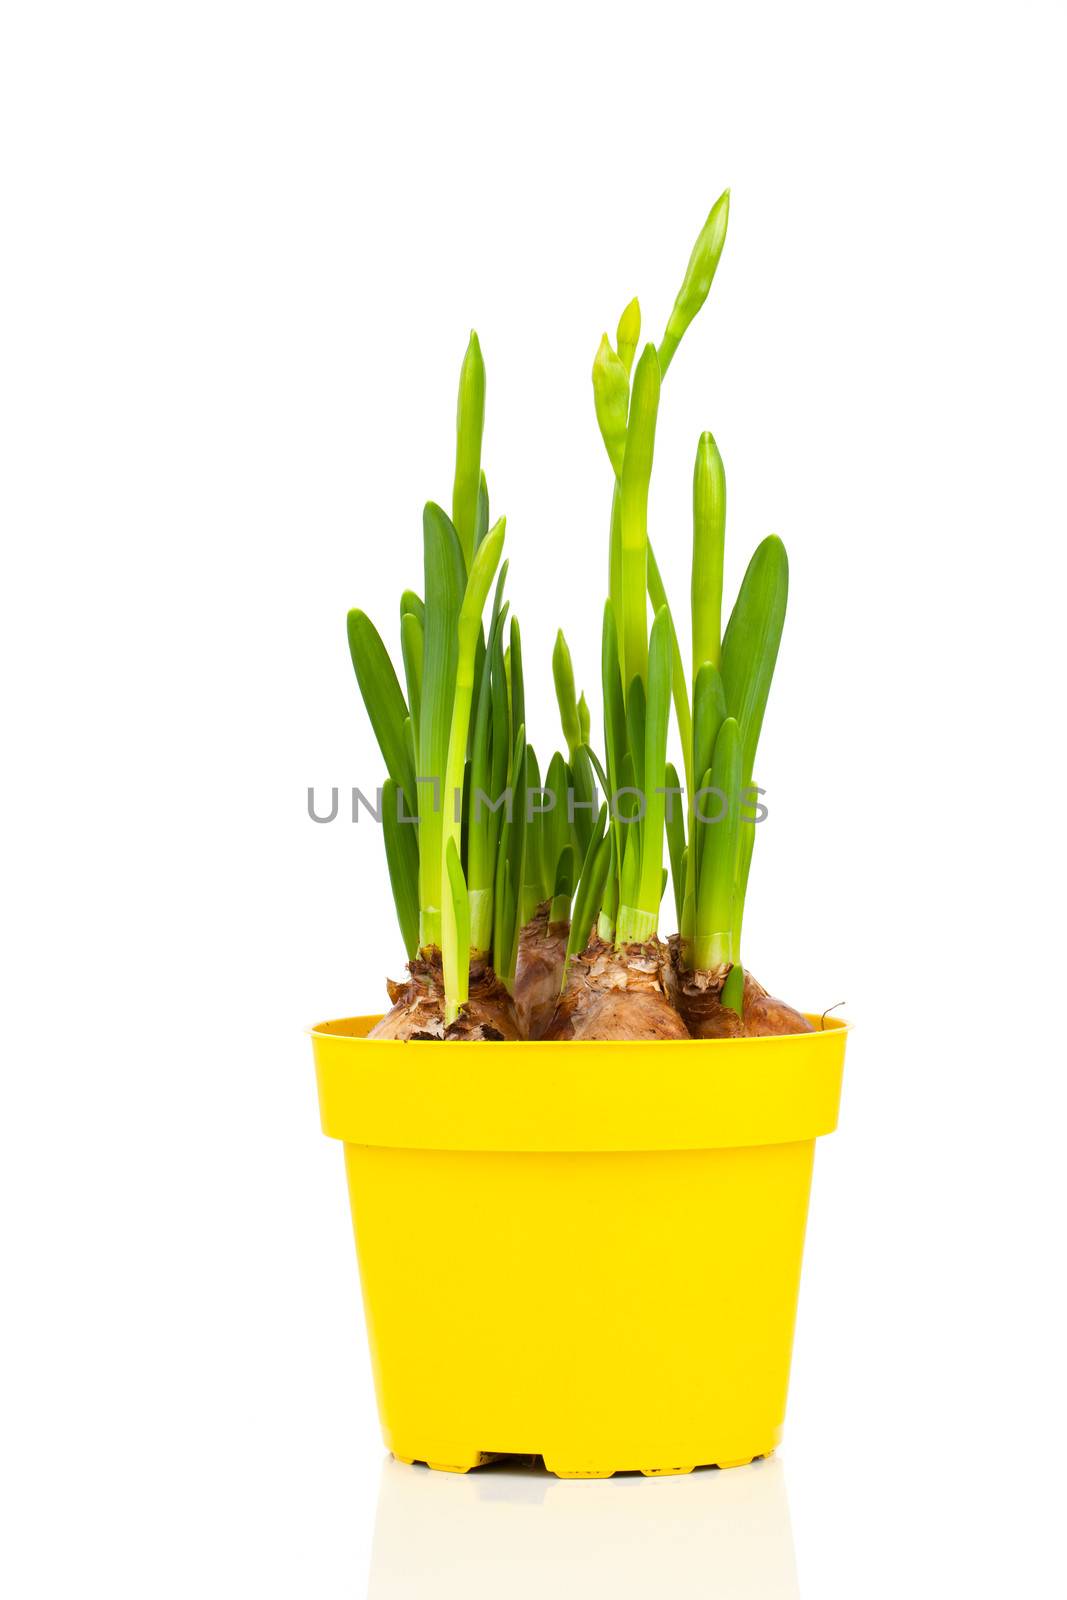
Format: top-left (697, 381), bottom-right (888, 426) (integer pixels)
top-left (311, 1016), bottom-right (848, 1479)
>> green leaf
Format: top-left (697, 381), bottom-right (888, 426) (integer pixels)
top-left (541, 749), bottom-right (571, 892)
top-left (597, 833), bottom-right (620, 941)
top-left (691, 763), bottom-right (714, 918)
top-left (382, 778), bottom-right (419, 961)
top-left (619, 821), bottom-right (641, 926)
top-left (400, 590), bottom-right (425, 630)
top-left (601, 600), bottom-right (627, 889)
top-left (678, 846), bottom-right (690, 941)
top-left (520, 744), bottom-right (545, 925)
top-left (550, 843), bottom-right (576, 925)
top-left (475, 470), bottom-right (490, 553)
top-left (637, 606), bottom-right (672, 919)
top-left (731, 808), bottom-right (756, 960)
top-left (618, 750), bottom-right (638, 821)
top-left (608, 482), bottom-right (623, 667)
top-left (582, 741), bottom-right (609, 795)
top-left (493, 846), bottom-right (513, 985)
top-left (625, 675), bottom-right (646, 798)
top-left (488, 610), bottom-right (510, 876)
top-left (692, 661), bottom-right (728, 804)
top-left (400, 610), bottom-right (423, 750)
top-left (507, 617), bottom-right (525, 757)
top-left (403, 714), bottom-right (416, 785)
top-left (664, 759), bottom-right (686, 929)
top-left (721, 534), bottom-right (788, 784)
top-left (502, 726), bottom-right (527, 984)
top-left (468, 601), bottom-right (508, 866)
top-left (346, 609), bottom-right (416, 816)
top-left (566, 805), bottom-right (610, 962)
top-left (468, 598), bottom-right (509, 953)
top-left (568, 735), bottom-right (597, 860)
top-left (687, 661), bottom-right (727, 930)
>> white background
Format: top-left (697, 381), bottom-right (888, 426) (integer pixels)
top-left (2, 2), bottom-right (1066, 1594)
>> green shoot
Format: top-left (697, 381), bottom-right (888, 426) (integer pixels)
top-left (658, 189), bottom-right (730, 377)
top-left (467, 595), bottom-right (508, 955)
top-left (720, 960), bottom-right (745, 1018)
top-left (631, 606), bottom-right (672, 936)
top-left (692, 430), bottom-right (726, 675)
top-left (347, 332), bottom-right (531, 1015)
top-left (487, 607), bottom-right (510, 889)
top-left (541, 750), bottom-right (572, 904)
top-left (608, 483), bottom-right (622, 652)
top-left (578, 693), bottom-right (591, 747)
top-left (693, 717), bottom-right (741, 972)
top-left (440, 520), bottom-right (506, 1010)
top-left (443, 838), bottom-right (470, 1025)
top-left (618, 344), bottom-right (660, 691)
top-left (553, 629), bottom-right (596, 855)
top-left (475, 470), bottom-right (490, 554)
top-left (664, 760), bottom-right (686, 929)
top-left (569, 747), bottom-right (597, 856)
top-left (400, 589), bottom-right (425, 629)
top-left (625, 676), bottom-right (646, 800)
top-left (601, 601), bottom-right (627, 893)
top-left (452, 331), bottom-right (485, 570)
top-left (552, 630), bottom-right (582, 752)
top-left (647, 538), bottom-right (694, 803)
top-left (507, 616), bottom-right (525, 756)
top-left (692, 662), bottom-right (728, 824)
top-left (504, 728), bottom-right (527, 985)
top-left (592, 334), bottom-right (629, 477)
top-left (550, 844), bottom-right (576, 926)
top-left (616, 297), bottom-right (641, 376)
top-left (520, 744), bottom-right (545, 927)
top-left (566, 805), bottom-right (610, 964)
top-left (400, 609), bottom-right (423, 749)
top-left (492, 726), bottom-right (527, 988)
top-left (417, 503), bottom-right (466, 951)
top-left (597, 835), bottom-right (619, 942)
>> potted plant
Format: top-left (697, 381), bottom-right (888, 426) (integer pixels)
top-left (311, 190), bottom-right (848, 1477)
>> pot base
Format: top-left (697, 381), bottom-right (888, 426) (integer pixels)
top-left (346, 1142), bottom-right (812, 1484)
top-left (390, 1445), bottom-right (775, 1477)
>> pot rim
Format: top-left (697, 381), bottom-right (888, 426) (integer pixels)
top-left (308, 1013), bottom-right (850, 1045)
top-left (310, 1013), bottom-right (849, 1153)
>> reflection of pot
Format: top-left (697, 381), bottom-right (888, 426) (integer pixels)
top-left (313, 1014), bottom-right (848, 1478)
top-left (368, 1454), bottom-right (800, 1600)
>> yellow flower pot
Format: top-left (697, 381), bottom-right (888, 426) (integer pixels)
top-left (311, 1016), bottom-right (848, 1479)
